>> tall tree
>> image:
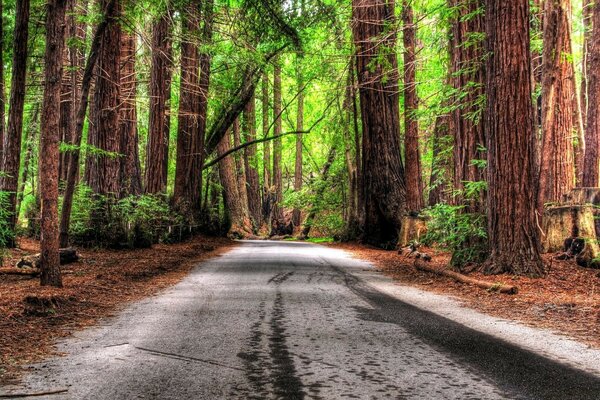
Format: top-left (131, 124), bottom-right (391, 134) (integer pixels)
top-left (292, 56), bottom-right (304, 227)
top-left (538, 0), bottom-right (579, 209)
top-left (40, 0), bottom-right (68, 287)
top-left (352, 0), bottom-right (407, 247)
top-left (484, 0), bottom-right (544, 276)
top-left (261, 74), bottom-right (272, 224)
top-left (232, 117), bottom-right (249, 215)
top-left (119, 31), bottom-right (142, 197)
top-left (583, 0), bottom-right (600, 187)
top-left (581, 0), bottom-right (591, 129)
top-left (145, 10), bottom-right (172, 194)
top-left (1, 0), bottom-right (30, 238)
top-left (402, 0), bottom-right (424, 213)
top-left (85, 0), bottom-right (121, 196)
top-left (0, 0), bottom-right (5, 162)
top-left (448, 0), bottom-right (486, 207)
top-left (272, 59), bottom-right (284, 226)
top-left (243, 94), bottom-right (261, 226)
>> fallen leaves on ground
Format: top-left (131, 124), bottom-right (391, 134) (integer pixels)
top-left (331, 242), bottom-right (600, 349)
top-left (0, 235), bottom-right (235, 383)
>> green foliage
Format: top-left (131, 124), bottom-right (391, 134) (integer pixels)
top-left (0, 192), bottom-right (15, 262)
top-left (422, 203), bottom-right (488, 269)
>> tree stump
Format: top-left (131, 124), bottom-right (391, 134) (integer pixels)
top-left (15, 248), bottom-right (79, 269)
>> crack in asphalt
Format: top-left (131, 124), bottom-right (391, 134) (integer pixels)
top-left (133, 346), bottom-right (245, 372)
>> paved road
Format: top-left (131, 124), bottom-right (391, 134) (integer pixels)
top-left (11, 241), bottom-right (600, 399)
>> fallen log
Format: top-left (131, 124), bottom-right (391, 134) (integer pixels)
top-left (16, 248), bottom-right (79, 269)
top-left (0, 267), bottom-right (39, 276)
top-left (415, 259), bottom-right (518, 294)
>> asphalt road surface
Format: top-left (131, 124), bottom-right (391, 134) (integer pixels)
top-left (10, 241), bottom-right (600, 399)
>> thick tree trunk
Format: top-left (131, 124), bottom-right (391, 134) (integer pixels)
top-left (1, 0), bottom-right (30, 238)
top-left (292, 58), bottom-right (304, 227)
top-left (216, 130), bottom-right (253, 238)
top-left (402, 0), bottom-right (423, 213)
top-left (352, 0), bottom-right (407, 248)
top-left (40, 0), bottom-right (67, 287)
top-left (538, 0), bottom-right (577, 210)
top-left (232, 117), bottom-right (249, 212)
top-left (59, 0), bottom-right (117, 247)
top-left (448, 0), bottom-right (485, 208)
top-left (174, 8), bottom-right (201, 211)
top-left (581, 0), bottom-right (591, 130)
top-left (119, 31), bottom-right (142, 197)
top-left (583, 0), bottom-right (600, 187)
top-left (243, 94), bottom-right (261, 227)
top-left (484, 0), bottom-right (544, 276)
top-left (145, 11), bottom-right (172, 194)
top-left (85, 0), bottom-right (121, 196)
top-left (272, 59), bottom-right (284, 225)
top-left (0, 0), bottom-right (4, 162)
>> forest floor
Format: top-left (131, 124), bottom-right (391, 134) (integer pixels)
top-left (330, 243), bottom-right (600, 350)
top-left (0, 235), bottom-right (235, 383)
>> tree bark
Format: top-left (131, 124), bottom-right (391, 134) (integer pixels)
top-left (40, 0), bottom-right (67, 287)
top-left (216, 130), bottom-right (253, 238)
top-left (243, 94), bottom-right (261, 227)
top-left (272, 59), bottom-right (284, 225)
top-left (0, 0), bottom-right (5, 164)
top-left (119, 31), bottom-right (142, 197)
top-left (261, 74), bottom-right (273, 225)
top-left (232, 117), bottom-right (249, 213)
top-left (581, 0), bottom-right (591, 130)
top-left (483, 0), bottom-right (544, 276)
top-left (538, 0), bottom-right (578, 210)
top-left (583, 0), bottom-right (600, 187)
top-left (402, 0), bottom-right (423, 213)
top-left (292, 57), bottom-right (304, 227)
top-left (448, 0), bottom-right (486, 208)
top-left (352, 0), bottom-right (407, 247)
top-left (84, 0), bottom-right (121, 196)
top-left (174, 7), bottom-right (201, 211)
top-left (145, 10), bottom-right (172, 194)
top-left (1, 0), bottom-right (30, 238)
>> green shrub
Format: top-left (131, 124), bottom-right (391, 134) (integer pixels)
top-left (0, 191), bottom-right (15, 262)
top-left (422, 203), bottom-right (488, 269)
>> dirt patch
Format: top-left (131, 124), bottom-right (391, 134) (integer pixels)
top-left (330, 242), bottom-right (600, 349)
top-left (0, 235), bottom-right (235, 383)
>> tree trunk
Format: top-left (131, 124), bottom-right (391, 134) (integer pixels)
top-left (85, 0), bottom-right (121, 196)
top-left (581, 0), bottom-right (591, 130)
top-left (216, 130), bottom-right (253, 238)
top-left (261, 74), bottom-right (273, 225)
top-left (272, 59), bottom-right (284, 225)
top-left (402, 0), bottom-right (423, 213)
top-left (59, 0), bottom-right (117, 247)
top-left (538, 0), bottom-right (578, 210)
top-left (243, 94), bottom-right (261, 227)
top-left (145, 11), bottom-right (172, 194)
top-left (448, 0), bottom-right (486, 208)
top-left (174, 7), bottom-right (201, 211)
top-left (40, 0), bottom-right (67, 287)
top-left (583, 0), bottom-right (600, 187)
top-left (1, 0), bottom-right (30, 239)
top-left (0, 0), bottom-right (4, 162)
top-left (352, 0), bottom-right (407, 248)
top-left (232, 117), bottom-right (249, 212)
top-left (292, 57), bottom-right (304, 227)
top-left (119, 31), bottom-right (142, 197)
top-left (484, 0), bottom-right (544, 276)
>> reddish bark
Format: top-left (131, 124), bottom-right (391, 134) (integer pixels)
top-left (484, 0), bottom-right (544, 276)
top-left (583, 0), bottom-right (600, 187)
top-left (1, 0), bottom-right (30, 236)
top-left (243, 95), bottom-right (262, 226)
top-left (402, 0), bottom-right (424, 213)
top-left (40, 0), bottom-right (68, 287)
top-left (352, 0), bottom-right (407, 247)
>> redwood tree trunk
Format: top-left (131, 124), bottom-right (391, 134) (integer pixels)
top-left (352, 0), bottom-right (407, 247)
top-left (484, 0), bottom-right (544, 276)
top-left (145, 11), bottom-right (172, 194)
top-left (40, 0), bottom-right (67, 287)
top-left (243, 94), bottom-right (261, 227)
top-left (272, 59), bottom-right (284, 226)
top-left (292, 58), bottom-right (304, 227)
top-left (538, 0), bottom-right (578, 210)
top-left (1, 0), bottom-right (30, 237)
top-left (85, 0), bottom-right (121, 196)
top-left (448, 0), bottom-right (486, 208)
top-left (232, 117), bottom-right (249, 214)
top-left (119, 31), bottom-right (142, 197)
top-left (261, 75), bottom-right (272, 224)
top-left (216, 130), bottom-right (253, 238)
top-left (0, 0), bottom-right (6, 163)
top-left (402, 0), bottom-right (423, 213)
top-left (583, 0), bottom-right (600, 187)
